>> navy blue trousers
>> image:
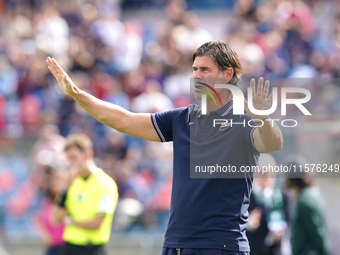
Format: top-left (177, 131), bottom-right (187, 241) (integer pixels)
top-left (162, 248), bottom-right (250, 255)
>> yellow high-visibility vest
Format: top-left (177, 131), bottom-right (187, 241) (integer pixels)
top-left (63, 168), bottom-right (118, 245)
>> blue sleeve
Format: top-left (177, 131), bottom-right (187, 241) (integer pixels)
top-left (151, 111), bottom-right (173, 142)
top-left (243, 114), bottom-right (258, 151)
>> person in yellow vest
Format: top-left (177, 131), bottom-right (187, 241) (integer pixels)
top-left (51, 133), bottom-right (118, 255)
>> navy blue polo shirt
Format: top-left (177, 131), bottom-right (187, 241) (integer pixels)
top-left (151, 100), bottom-right (260, 252)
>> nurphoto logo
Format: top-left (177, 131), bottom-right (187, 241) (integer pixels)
top-left (198, 82), bottom-right (312, 127)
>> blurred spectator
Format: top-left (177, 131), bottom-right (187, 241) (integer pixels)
top-left (114, 21), bottom-right (143, 73)
top-left (30, 125), bottom-right (66, 187)
top-left (131, 79), bottom-right (173, 113)
top-left (90, 9), bottom-right (123, 49)
top-left (171, 12), bottom-right (213, 54)
top-left (39, 165), bottom-right (69, 255)
top-left (165, 0), bottom-right (187, 26)
top-left (286, 175), bottom-right (331, 255)
top-left (35, 5), bottom-right (69, 57)
top-left (247, 154), bottom-right (290, 255)
top-left (0, 55), bottom-right (18, 99)
top-left (102, 129), bottom-right (127, 159)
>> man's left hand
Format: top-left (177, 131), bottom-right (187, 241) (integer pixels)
top-left (244, 77), bottom-right (273, 120)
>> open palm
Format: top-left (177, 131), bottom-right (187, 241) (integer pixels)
top-left (244, 77), bottom-right (273, 120)
top-left (46, 57), bottom-right (76, 96)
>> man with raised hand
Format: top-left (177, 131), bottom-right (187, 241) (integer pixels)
top-left (47, 40), bottom-right (283, 255)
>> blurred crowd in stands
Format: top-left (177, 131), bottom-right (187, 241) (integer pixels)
top-left (0, 0), bottom-right (340, 243)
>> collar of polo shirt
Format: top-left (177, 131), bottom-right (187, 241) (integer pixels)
top-left (197, 100), bottom-right (234, 118)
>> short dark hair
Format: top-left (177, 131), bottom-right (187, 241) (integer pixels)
top-left (64, 133), bottom-right (93, 152)
top-left (193, 40), bottom-right (242, 86)
top-left (284, 156), bottom-right (314, 191)
top-left (286, 177), bottom-right (313, 191)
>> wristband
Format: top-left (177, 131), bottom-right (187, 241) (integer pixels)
top-left (55, 189), bottom-right (68, 208)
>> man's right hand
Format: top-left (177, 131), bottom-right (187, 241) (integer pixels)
top-left (45, 57), bottom-right (161, 142)
top-left (46, 57), bottom-right (76, 96)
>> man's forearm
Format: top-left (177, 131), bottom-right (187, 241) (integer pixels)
top-left (47, 57), bottom-right (160, 141)
top-left (51, 205), bottom-right (68, 226)
top-left (68, 215), bottom-right (105, 230)
top-left (256, 119), bottom-right (283, 152)
top-left (70, 86), bottom-right (130, 132)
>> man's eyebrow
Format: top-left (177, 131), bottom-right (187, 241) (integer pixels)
top-left (192, 66), bottom-right (211, 70)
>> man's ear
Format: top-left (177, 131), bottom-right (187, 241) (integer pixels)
top-left (85, 149), bottom-right (94, 158)
top-left (224, 67), bottom-right (234, 79)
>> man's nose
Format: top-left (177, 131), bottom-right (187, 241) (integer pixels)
top-left (193, 70), bottom-right (202, 79)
